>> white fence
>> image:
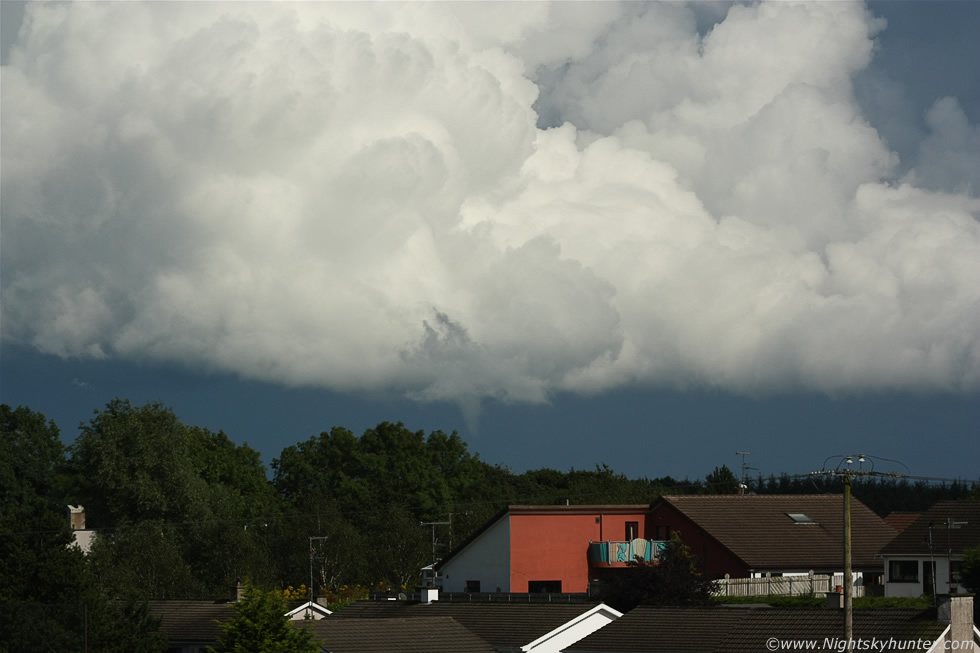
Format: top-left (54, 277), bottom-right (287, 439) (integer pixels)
top-left (713, 573), bottom-right (865, 597)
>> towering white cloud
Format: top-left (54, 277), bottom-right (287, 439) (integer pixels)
top-left (2, 1), bottom-right (978, 415)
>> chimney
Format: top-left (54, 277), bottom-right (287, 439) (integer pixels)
top-left (826, 591), bottom-right (843, 609)
top-left (235, 579), bottom-right (246, 602)
top-left (937, 594), bottom-right (975, 652)
top-left (68, 505), bottom-right (85, 530)
top-left (418, 586), bottom-right (439, 605)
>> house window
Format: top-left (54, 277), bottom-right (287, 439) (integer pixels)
top-left (786, 513), bottom-right (818, 524)
top-left (889, 560), bottom-right (919, 583)
top-left (528, 580), bottom-right (562, 594)
top-left (626, 521), bottom-right (639, 540)
top-left (465, 580), bottom-right (481, 593)
top-left (655, 525), bottom-right (670, 540)
top-left (950, 561), bottom-right (962, 586)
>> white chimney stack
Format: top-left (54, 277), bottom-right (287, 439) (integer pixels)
top-left (68, 505), bottom-right (85, 530)
top-left (419, 586), bottom-right (439, 605)
top-left (937, 594), bottom-right (975, 652)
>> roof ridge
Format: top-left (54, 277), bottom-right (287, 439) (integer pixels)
top-left (666, 494), bottom-right (846, 500)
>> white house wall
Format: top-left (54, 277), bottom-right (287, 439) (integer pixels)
top-left (932, 558), bottom-right (965, 594)
top-left (71, 529), bottom-right (97, 555)
top-left (884, 557), bottom-right (965, 598)
top-left (439, 515), bottom-right (511, 593)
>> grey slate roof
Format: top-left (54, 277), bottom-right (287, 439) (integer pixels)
top-left (655, 495), bottom-right (897, 571)
top-left (566, 605), bottom-right (947, 653)
top-left (148, 600), bottom-right (236, 644)
top-left (879, 500), bottom-right (980, 557)
top-left (299, 616), bottom-right (497, 653)
top-left (718, 609), bottom-right (945, 653)
top-left (333, 600), bottom-right (606, 650)
top-left (148, 601), bottom-right (495, 652)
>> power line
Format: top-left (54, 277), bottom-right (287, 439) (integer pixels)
top-left (809, 453), bottom-right (913, 653)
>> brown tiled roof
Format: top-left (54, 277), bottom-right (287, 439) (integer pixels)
top-left (880, 500), bottom-right (980, 557)
top-left (333, 600), bottom-right (605, 649)
top-left (299, 616), bottom-right (496, 653)
top-left (148, 600), bottom-right (236, 643)
top-left (657, 495), bottom-right (897, 571)
top-left (884, 513), bottom-right (922, 533)
top-left (566, 606), bottom-right (946, 653)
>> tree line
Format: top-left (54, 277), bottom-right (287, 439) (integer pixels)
top-left (2, 399), bottom-right (976, 648)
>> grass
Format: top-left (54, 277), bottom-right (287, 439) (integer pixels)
top-left (851, 595), bottom-right (934, 609)
top-left (713, 595), bottom-right (824, 608)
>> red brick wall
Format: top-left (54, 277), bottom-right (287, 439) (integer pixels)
top-left (509, 510), bottom-right (649, 593)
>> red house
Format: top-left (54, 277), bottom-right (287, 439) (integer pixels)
top-left (433, 505), bottom-right (661, 594)
top-left (432, 496), bottom-right (897, 595)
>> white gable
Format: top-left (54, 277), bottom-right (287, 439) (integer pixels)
top-left (284, 601), bottom-right (332, 620)
top-left (522, 603), bottom-right (623, 653)
top-left (437, 514), bottom-right (511, 592)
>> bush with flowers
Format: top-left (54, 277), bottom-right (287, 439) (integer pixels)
top-left (279, 581), bottom-right (405, 611)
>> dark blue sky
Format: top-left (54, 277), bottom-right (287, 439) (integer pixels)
top-left (2, 343), bottom-right (977, 482)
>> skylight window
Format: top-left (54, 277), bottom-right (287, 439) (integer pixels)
top-left (787, 513), bottom-right (818, 524)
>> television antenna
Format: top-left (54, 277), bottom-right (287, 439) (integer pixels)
top-left (736, 451), bottom-right (757, 494)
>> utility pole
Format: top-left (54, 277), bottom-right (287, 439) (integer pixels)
top-left (812, 453), bottom-right (909, 653)
top-left (843, 472), bottom-right (853, 650)
top-left (928, 521), bottom-right (937, 606)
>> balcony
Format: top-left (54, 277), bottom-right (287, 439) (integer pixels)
top-left (588, 539), bottom-right (667, 567)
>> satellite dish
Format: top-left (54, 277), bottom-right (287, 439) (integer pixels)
top-left (397, 592), bottom-right (407, 601)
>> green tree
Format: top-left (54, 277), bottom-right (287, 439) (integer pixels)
top-left (352, 422), bottom-right (464, 519)
top-left (273, 422), bottom-right (492, 522)
top-left (272, 426), bottom-right (363, 508)
top-left (69, 399), bottom-right (280, 599)
top-left (364, 506), bottom-right (431, 589)
top-left (68, 399), bottom-right (204, 525)
top-left (961, 545), bottom-right (980, 593)
top-left (88, 520), bottom-right (202, 600)
top-left (271, 422), bottom-right (500, 588)
top-left (0, 404), bottom-right (164, 651)
top-left (704, 465), bottom-right (739, 494)
top-left (599, 533), bottom-right (717, 612)
top-left (266, 496), bottom-right (371, 595)
top-left (211, 579), bottom-right (319, 653)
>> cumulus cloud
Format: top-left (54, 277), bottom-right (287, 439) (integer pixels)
top-left (2, 1), bottom-right (979, 416)
top-left (906, 97), bottom-right (980, 195)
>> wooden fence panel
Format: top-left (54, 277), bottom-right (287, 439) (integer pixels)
top-left (713, 574), bottom-right (865, 597)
